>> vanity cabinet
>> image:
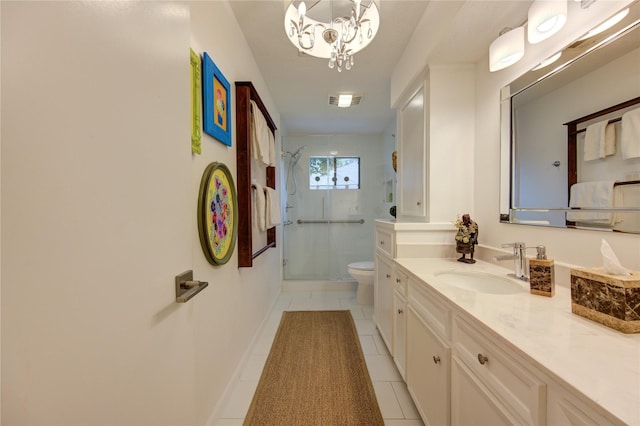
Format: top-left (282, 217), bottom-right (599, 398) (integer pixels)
top-left (403, 268), bottom-right (545, 426)
top-left (374, 253), bottom-right (394, 351)
top-left (392, 269), bottom-right (408, 379)
top-left (397, 260), bottom-right (624, 426)
top-left (406, 274), bottom-right (452, 425)
top-left (394, 65), bottom-right (475, 223)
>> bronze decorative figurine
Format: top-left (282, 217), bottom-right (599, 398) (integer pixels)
top-left (454, 214), bottom-right (478, 264)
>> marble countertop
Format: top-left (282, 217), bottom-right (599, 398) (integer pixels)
top-left (394, 257), bottom-right (640, 425)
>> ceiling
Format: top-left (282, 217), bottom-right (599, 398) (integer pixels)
top-left (229, 1), bottom-right (533, 135)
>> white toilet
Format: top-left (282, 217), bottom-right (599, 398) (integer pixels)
top-left (348, 261), bottom-right (375, 305)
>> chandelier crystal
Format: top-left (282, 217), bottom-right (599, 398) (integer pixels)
top-left (284, 0), bottom-right (380, 72)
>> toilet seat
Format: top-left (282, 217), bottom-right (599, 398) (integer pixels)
top-left (348, 261), bottom-right (374, 271)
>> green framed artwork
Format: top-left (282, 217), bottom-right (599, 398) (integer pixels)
top-left (190, 49), bottom-right (202, 154)
top-left (198, 162), bottom-right (238, 265)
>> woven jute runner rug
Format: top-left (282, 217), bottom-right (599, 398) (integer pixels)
top-left (243, 310), bottom-right (384, 425)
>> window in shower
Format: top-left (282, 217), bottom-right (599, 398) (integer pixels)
top-left (309, 156), bottom-right (360, 190)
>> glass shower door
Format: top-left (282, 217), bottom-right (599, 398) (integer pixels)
top-left (282, 136), bottom-right (370, 282)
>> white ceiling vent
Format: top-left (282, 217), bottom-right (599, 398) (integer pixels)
top-left (329, 94), bottom-right (362, 107)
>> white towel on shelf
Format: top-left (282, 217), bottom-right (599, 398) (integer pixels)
top-left (250, 101), bottom-right (275, 166)
top-left (265, 187), bottom-right (281, 228)
top-left (567, 180), bottom-right (618, 224)
top-left (252, 182), bottom-right (266, 231)
top-left (583, 120), bottom-right (615, 161)
top-left (621, 107), bottom-right (640, 160)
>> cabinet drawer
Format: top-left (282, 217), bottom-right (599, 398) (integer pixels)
top-left (375, 228), bottom-right (394, 257)
top-left (408, 277), bottom-right (451, 340)
top-left (453, 315), bottom-right (545, 426)
top-left (394, 268), bottom-right (408, 296)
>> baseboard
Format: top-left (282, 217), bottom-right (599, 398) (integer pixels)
top-left (282, 280), bottom-right (357, 292)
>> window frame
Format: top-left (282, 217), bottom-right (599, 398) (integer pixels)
top-left (309, 155), bottom-right (360, 190)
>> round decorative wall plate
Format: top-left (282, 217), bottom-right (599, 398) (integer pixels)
top-left (197, 162), bottom-right (238, 265)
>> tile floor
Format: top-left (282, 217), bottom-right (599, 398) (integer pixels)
top-left (215, 289), bottom-right (424, 425)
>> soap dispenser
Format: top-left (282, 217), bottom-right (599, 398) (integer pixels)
top-left (529, 246), bottom-right (555, 297)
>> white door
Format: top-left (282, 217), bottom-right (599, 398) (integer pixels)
top-left (2, 2), bottom-right (198, 424)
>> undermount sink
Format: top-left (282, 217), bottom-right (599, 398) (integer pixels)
top-left (434, 271), bottom-right (526, 295)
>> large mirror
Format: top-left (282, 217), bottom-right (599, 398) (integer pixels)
top-left (500, 1), bottom-right (640, 233)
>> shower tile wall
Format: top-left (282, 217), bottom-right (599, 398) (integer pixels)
top-left (283, 134), bottom-right (387, 281)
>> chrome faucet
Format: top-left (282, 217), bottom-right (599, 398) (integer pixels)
top-left (494, 242), bottom-right (528, 280)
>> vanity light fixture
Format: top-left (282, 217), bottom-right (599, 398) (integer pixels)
top-left (575, 0), bottom-right (597, 9)
top-left (528, 0), bottom-right (568, 44)
top-left (578, 8), bottom-right (629, 40)
top-left (284, 0), bottom-right (380, 72)
top-left (531, 51), bottom-right (562, 70)
top-left (489, 26), bottom-right (525, 72)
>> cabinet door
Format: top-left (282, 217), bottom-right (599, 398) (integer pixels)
top-left (451, 355), bottom-right (515, 426)
top-left (375, 254), bottom-right (394, 353)
top-left (393, 290), bottom-right (407, 379)
top-left (452, 315), bottom-right (545, 425)
top-left (407, 306), bottom-right (450, 426)
top-left (398, 83), bottom-right (427, 220)
top-left (547, 382), bottom-right (618, 426)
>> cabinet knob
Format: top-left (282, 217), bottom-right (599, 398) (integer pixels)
top-left (396, 278), bottom-right (401, 283)
top-left (386, 274), bottom-right (391, 279)
top-left (477, 353), bottom-right (489, 365)
top-left (380, 240), bottom-right (385, 245)
top-left (417, 201), bottom-right (421, 206)
top-left (433, 355), bottom-right (441, 364)
top-left (397, 308), bottom-right (403, 314)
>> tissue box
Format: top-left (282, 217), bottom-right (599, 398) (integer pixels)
top-left (570, 267), bottom-right (640, 333)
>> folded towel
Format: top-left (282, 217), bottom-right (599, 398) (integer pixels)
top-left (268, 130), bottom-right (276, 166)
top-left (265, 187), bottom-right (281, 228)
top-left (621, 107), bottom-right (640, 160)
top-left (252, 182), bottom-right (266, 231)
top-left (605, 123), bottom-right (616, 157)
top-left (250, 101), bottom-right (275, 166)
top-left (567, 180), bottom-right (618, 224)
top-left (584, 120), bottom-right (612, 161)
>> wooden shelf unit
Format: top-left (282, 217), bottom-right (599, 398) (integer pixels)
top-left (235, 81), bottom-right (277, 267)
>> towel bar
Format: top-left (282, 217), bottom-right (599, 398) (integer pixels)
top-left (297, 219), bottom-right (365, 224)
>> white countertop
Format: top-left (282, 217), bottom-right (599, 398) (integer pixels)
top-left (394, 257), bottom-right (640, 425)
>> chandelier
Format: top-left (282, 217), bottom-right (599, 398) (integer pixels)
top-left (284, 0), bottom-right (380, 72)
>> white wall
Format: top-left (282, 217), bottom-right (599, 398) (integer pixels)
top-left (1, 2), bottom-right (281, 424)
top-left (428, 64), bottom-right (475, 224)
top-left (393, 0), bottom-right (640, 270)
